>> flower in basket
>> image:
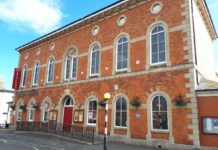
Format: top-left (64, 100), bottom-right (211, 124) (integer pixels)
top-left (98, 99), bottom-right (106, 107)
top-left (173, 95), bottom-right (187, 107)
top-left (130, 97), bottom-right (141, 108)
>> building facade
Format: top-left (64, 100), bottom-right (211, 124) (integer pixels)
top-left (0, 80), bottom-right (14, 126)
top-left (13, 0), bottom-right (217, 149)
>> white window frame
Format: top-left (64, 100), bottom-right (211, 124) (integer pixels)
top-left (116, 36), bottom-right (128, 72)
top-left (33, 63), bottom-right (40, 85)
top-left (90, 45), bottom-right (100, 77)
top-left (86, 99), bottom-right (97, 126)
top-left (21, 66), bottom-right (27, 87)
top-left (42, 103), bottom-right (49, 122)
top-left (47, 58), bottom-right (54, 83)
top-left (150, 24), bottom-right (167, 66)
top-left (114, 96), bottom-right (127, 128)
top-left (28, 103), bottom-right (35, 122)
top-left (151, 95), bottom-right (169, 132)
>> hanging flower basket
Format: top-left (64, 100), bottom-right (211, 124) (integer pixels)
top-left (130, 97), bottom-right (141, 108)
top-left (173, 95), bottom-right (187, 107)
top-left (98, 99), bottom-right (106, 107)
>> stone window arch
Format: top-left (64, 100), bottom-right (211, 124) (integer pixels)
top-left (146, 91), bottom-right (174, 143)
top-left (63, 47), bottom-right (78, 81)
top-left (146, 21), bottom-right (171, 69)
top-left (86, 97), bottom-right (97, 126)
top-left (89, 44), bottom-right (100, 76)
top-left (113, 33), bottom-right (131, 74)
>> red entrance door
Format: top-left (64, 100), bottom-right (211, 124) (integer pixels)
top-left (63, 107), bottom-right (73, 132)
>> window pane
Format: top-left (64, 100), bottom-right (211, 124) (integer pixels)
top-left (159, 32), bottom-right (165, 42)
top-left (122, 60), bottom-right (127, 69)
top-left (116, 99), bottom-right (121, 110)
top-left (159, 112), bottom-right (168, 129)
top-left (152, 96), bottom-right (159, 111)
top-left (158, 26), bottom-right (164, 32)
top-left (159, 42), bottom-right (165, 52)
top-left (22, 68), bottom-right (27, 86)
top-left (117, 61), bottom-right (122, 70)
top-left (159, 52), bottom-right (166, 62)
top-left (160, 96), bottom-right (167, 111)
top-left (152, 34), bottom-right (158, 44)
top-left (72, 57), bottom-right (77, 78)
top-left (115, 112), bottom-right (121, 126)
top-left (123, 43), bottom-right (128, 52)
top-left (121, 112), bottom-right (127, 127)
top-left (121, 98), bottom-right (127, 110)
top-left (122, 37), bottom-right (128, 43)
top-left (65, 57), bottom-right (71, 79)
top-left (152, 112), bottom-right (161, 129)
top-left (152, 53), bottom-right (158, 64)
top-left (152, 43), bottom-right (158, 53)
top-left (152, 26), bottom-right (158, 34)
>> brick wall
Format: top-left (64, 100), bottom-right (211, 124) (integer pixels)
top-left (197, 95), bottom-right (218, 147)
top-left (14, 0), bottom-right (199, 148)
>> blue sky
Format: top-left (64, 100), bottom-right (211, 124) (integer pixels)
top-left (0, 0), bottom-right (217, 90)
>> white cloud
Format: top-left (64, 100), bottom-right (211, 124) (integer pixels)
top-left (0, 0), bottom-right (63, 34)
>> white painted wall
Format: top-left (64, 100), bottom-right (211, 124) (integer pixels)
top-left (0, 91), bottom-right (13, 124)
top-left (193, 1), bottom-right (217, 81)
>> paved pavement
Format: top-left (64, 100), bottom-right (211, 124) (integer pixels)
top-left (0, 130), bottom-right (159, 150)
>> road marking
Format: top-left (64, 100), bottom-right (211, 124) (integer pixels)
top-left (32, 146), bottom-right (39, 150)
top-left (0, 139), bottom-right (7, 143)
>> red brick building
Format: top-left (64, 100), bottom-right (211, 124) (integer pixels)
top-left (13, 0), bottom-right (218, 149)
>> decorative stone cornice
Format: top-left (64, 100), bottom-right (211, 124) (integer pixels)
top-left (16, 0), bottom-right (148, 53)
top-left (195, 0), bottom-right (217, 40)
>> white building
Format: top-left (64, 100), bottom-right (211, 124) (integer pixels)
top-left (0, 80), bottom-right (14, 125)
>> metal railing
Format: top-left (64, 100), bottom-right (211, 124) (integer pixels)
top-left (16, 121), bottom-right (95, 143)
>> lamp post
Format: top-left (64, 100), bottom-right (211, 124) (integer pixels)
top-left (103, 92), bottom-right (110, 150)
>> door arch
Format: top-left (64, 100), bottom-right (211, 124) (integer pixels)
top-left (63, 96), bottom-right (73, 131)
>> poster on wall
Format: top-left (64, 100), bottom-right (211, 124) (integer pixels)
top-left (203, 117), bottom-right (218, 134)
top-left (49, 110), bottom-right (58, 122)
top-left (74, 110), bottom-right (84, 123)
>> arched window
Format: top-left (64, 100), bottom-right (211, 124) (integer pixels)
top-left (115, 96), bottom-right (127, 127)
top-left (28, 102), bottom-right (35, 122)
top-left (150, 24), bottom-right (166, 64)
top-left (116, 36), bottom-right (128, 71)
top-left (64, 96), bottom-right (73, 106)
top-left (21, 66), bottom-right (27, 87)
top-left (65, 55), bottom-right (71, 80)
top-left (17, 104), bottom-right (23, 121)
top-left (151, 95), bottom-right (168, 131)
top-left (47, 58), bottom-right (54, 83)
top-left (33, 62), bottom-right (40, 85)
top-left (87, 99), bottom-right (97, 125)
top-left (90, 45), bottom-right (100, 76)
top-left (72, 53), bottom-right (77, 79)
top-left (42, 102), bottom-right (49, 122)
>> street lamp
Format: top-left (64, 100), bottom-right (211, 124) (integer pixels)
top-left (103, 92), bottom-right (110, 150)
